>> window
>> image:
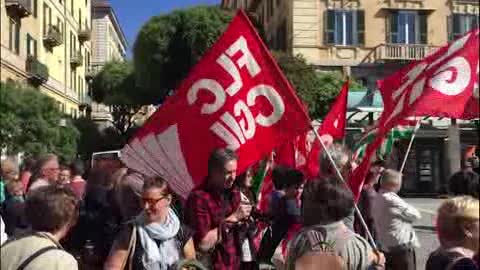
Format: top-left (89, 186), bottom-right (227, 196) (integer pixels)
top-left (450, 14), bottom-right (478, 40)
top-left (388, 11), bottom-right (427, 44)
top-left (33, 0), bottom-right (37, 17)
top-left (57, 17), bottom-right (64, 35)
top-left (70, 31), bottom-right (76, 57)
top-left (59, 0), bottom-right (63, 5)
top-left (325, 10), bottom-right (365, 46)
top-left (78, 75), bottom-right (82, 100)
top-left (79, 9), bottom-right (81, 27)
top-left (26, 34), bottom-right (37, 58)
top-left (71, 0), bottom-right (74, 15)
top-left (8, 18), bottom-right (20, 55)
top-left (43, 4), bottom-right (52, 36)
top-left (85, 0), bottom-right (88, 6)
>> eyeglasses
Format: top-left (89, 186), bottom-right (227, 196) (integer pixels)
top-left (141, 196), bottom-right (166, 206)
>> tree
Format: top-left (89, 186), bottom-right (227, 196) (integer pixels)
top-left (0, 82), bottom-right (79, 162)
top-left (91, 61), bottom-right (146, 140)
top-left (274, 52), bottom-right (362, 119)
top-left (134, 6), bottom-right (233, 103)
top-left (74, 117), bottom-right (125, 160)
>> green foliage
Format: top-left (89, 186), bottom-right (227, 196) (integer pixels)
top-left (91, 61), bottom-right (145, 137)
top-left (0, 82), bottom-right (79, 162)
top-left (134, 6), bottom-right (233, 102)
top-left (73, 117), bottom-right (125, 160)
top-left (274, 52), bottom-right (362, 119)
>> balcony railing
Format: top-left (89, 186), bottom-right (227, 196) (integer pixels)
top-left (5, 0), bottom-right (32, 18)
top-left (374, 44), bottom-right (439, 61)
top-left (26, 56), bottom-right (49, 83)
top-left (70, 51), bottom-right (83, 68)
top-left (78, 26), bottom-right (91, 43)
top-left (43, 25), bottom-right (63, 48)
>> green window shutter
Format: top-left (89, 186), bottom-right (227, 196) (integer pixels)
top-left (357, 10), bottom-right (365, 45)
top-left (389, 12), bottom-right (398, 43)
top-left (325, 10), bottom-right (335, 45)
top-left (447, 15), bottom-right (453, 41)
top-left (452, 14), bottom-right (462, 40)
top-left (418, 13), bottom-right (427, 44)
top-left (26, 34), bottom-right (31, 57)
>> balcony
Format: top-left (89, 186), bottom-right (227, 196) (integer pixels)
top-left (5, 0), bottom-right (32, 18)
top-left (374, 44), bottom-right (438, 62)
top-left (78, 27), bottom-right (91, 43)
top-left (43, 25), bottom-right (63, 48)
top-left (26, 56), bottom-right (49, 83)
top-left (70, 51), bottom-right (83, 68)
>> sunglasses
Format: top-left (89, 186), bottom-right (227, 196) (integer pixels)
top-left (141, 195), bottom-right (167, 206)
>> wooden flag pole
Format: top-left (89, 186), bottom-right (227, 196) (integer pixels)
top-left (399, 120), bottom-right (422, 174)
top-left (311, 126), bottom-right (378, 251)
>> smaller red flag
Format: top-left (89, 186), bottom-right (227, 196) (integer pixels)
top-left (319, 80), bottom-right (349, 138)
top-left (305, 80), bottom-right (349, 179)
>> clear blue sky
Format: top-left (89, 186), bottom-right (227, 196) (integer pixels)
top-left (109, 0), bottom-right (221, 57)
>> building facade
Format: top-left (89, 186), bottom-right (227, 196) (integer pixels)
top-left (222, 0), bottom-right (479, 195)
top-left (89, 0), bottom-right (127, 124)
top-left (223, 0), bottom-right (478, 88)
top-left (1, 0), bottom-right (93, 117)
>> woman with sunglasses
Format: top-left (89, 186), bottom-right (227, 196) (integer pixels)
top-left (105, 176), bottom-right (195, 270)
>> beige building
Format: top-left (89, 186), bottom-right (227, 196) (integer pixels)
top-left (222, 0), bottom-right (479, 89)
top-left (1, 0), bottom-right (93, 117)
top-left (89, 0), bottom-right (127, 124)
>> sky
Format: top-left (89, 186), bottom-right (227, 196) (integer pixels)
top-left (109, 0), bottom-right (221, 57)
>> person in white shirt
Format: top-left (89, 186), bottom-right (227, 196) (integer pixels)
top-left (372, 169), bottom-right (421, 270)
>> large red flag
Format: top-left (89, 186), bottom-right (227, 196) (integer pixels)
top-left (350, 29), bottom-right (479, 201)
top-left (121, 11), bottom-right (311, 198)
top-left (305, 80), bottom-right (349, 179)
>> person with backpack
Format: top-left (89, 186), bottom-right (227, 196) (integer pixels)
top-left (426, 196), bottom-right (479, 270)
top-left (286, 178), bottom-right (385, 270)
top-left (0, 185), bottom-right (80, 270)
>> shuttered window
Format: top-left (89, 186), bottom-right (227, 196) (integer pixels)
top-left (388, 11), bottom-right (427, 44)
top-left (325, 9), bottom-right (365, 46)
top-left (26, 34), bottom-right (37, 58)
top-left (449, 14), bottom-right (479, 41)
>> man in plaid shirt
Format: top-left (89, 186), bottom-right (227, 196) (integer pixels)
top-left (186, 148), bottom-right (253, 270)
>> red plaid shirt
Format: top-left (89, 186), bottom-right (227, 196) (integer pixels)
top-left (185, 185), bottom-right (241, 270)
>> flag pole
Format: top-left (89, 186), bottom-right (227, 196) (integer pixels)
top-left (311, 126), bottom-right (378, 251)
top-left (399, 119), bottom-right (422, 174)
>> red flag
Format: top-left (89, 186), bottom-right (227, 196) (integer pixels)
top-left (319, 80), bottom-right (349, 138)
top-left (350, 29), bottom-right (480, 201)
top-left (378, 29), bottom-right (479, 132)
top-left (304, 81), bottom-right (349, 179)
top-left (121, 11), bottom-right (311, 198)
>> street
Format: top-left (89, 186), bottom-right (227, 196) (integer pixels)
top-left (405, 198), bottom-right (444, 269)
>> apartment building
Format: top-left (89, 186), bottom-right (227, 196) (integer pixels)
top-left (223, 0), bottom-right (478, 89)
top-left (89, 0), bottom-right (127, 125)
top-left (223, 0), bottom-right (479, 195)
top-left (1, 0), bottom-right (93, 117)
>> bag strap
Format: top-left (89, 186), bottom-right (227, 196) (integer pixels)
top-left (17, 246), bottom-right (58, 270)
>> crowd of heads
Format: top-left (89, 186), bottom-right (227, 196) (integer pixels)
top-left (0, 144), bottom-right (479, 270)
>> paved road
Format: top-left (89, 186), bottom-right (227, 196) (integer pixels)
top-left (405, 198), bottom-right (444, 270)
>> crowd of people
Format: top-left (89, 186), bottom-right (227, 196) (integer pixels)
top-left (0, 146), bottom-right (478, 270)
